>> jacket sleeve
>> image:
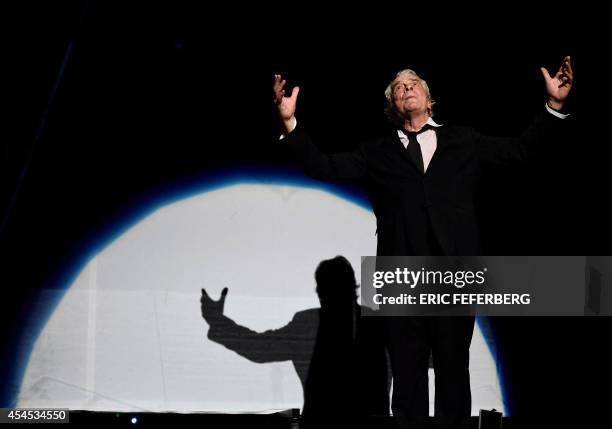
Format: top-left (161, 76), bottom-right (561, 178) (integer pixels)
top-left (206, 313), bottom-right (299, 363)
top-left (282, 122), bottom-right (367, 181)
top-left (475, 107), bottom-right (571, 165)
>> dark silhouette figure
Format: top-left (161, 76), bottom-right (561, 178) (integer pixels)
top-left (201, 256), bottom-right (389, 424)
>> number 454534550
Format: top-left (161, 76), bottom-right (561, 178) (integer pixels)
top-left (1, 408), bottom-right (69, 423)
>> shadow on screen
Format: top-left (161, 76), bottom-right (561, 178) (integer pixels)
top-left (200, 256), bottom-right (390, 422)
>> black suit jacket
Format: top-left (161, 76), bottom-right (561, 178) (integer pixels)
top-left (284, 109), bottom-right (567, 256)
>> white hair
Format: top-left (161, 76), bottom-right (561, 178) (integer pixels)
top-left (384, 69), bottom-right (435, 123)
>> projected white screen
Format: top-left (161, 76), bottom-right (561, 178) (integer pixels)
top-left (17, 183), bottom-right (503, 415)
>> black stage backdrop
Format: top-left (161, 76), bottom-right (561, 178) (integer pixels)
top-left (2, 2), bottom-right (610, 426)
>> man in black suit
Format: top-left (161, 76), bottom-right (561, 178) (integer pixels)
top-left (272, 56), bottom-right (573, 429)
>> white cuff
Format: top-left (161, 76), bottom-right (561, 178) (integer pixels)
top-left (545, 103), bottom-right (569, 119)
top-left (279, 117), bottom-right (298, 140)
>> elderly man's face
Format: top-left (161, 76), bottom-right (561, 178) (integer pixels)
top-left (391, 74), bottom-right (431, 117)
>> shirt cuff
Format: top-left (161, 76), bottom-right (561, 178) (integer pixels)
top-left (279, 117), bottom-right (298, 140)
top-left (545, 103), bottom-right (569, 119)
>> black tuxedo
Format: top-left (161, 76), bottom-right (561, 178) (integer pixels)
top-left (283, 108), bottom-right (567, 428)
top-left (284, 109), bottom-right (566, 256)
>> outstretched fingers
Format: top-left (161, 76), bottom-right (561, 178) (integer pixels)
top-left (540, 66), bottom-right (552, 82)
top-left (289, 85), bottom-right (300, 101)
top-left (219, 287), bottom-right (228, 304)
top-left (273, 74), bottom-right (287, 104)
top-left (201, 287), bottom-right (227, 304)
top-left (558, 56), bottom-right (573, 88)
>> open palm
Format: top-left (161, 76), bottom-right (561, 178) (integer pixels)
top-left (541, 56), bottom-right (573, 105)
top-left (273, 74), bottom-right (300, 125)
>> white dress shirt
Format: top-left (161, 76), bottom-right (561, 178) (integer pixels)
top-left (397, 117), bottom-right (441, 172)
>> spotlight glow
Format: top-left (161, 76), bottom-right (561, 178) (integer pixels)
top-left (17, 183), bottom-right (503, 415)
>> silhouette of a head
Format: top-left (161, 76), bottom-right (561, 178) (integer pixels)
top-left (315, 256), bottom-right (358, 307)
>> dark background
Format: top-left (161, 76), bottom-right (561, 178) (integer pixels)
top-left (2, 1), bottom-right (610, 425)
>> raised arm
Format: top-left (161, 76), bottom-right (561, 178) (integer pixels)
top-left (477, 56), bottom-right (574, 164)
top-left (201, 287), bottom-right (301, 363)
top-left (273, 74), bottom-right (367, 181)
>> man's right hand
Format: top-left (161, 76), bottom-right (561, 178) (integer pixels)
top-left (273, 74), bottom-right (299, 133)
top-left (201, 287), bottom-right (228, 324)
